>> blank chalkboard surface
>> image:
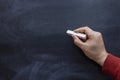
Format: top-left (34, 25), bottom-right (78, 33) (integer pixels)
top-left (0, 0), bottom-right (120, 80)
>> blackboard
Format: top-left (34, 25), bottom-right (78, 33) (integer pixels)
top-left (0, 0), bottom-right (120, 80)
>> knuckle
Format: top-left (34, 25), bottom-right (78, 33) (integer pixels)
top-left (98, 32), bottom-right (101, 35)
top-left (84, 26), bottom-right (89, 29)
top-left (96, 32), bottom-right (102, 36)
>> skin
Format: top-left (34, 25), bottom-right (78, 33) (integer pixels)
top-left (71, 27), bottom-right (108, 66)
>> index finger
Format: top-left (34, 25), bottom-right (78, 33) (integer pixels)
top-left (73, 26), bottom-right (93, 34)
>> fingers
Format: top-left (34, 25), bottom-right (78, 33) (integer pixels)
top-left (73, 26), bottom-right (93, 34)
top-left (71, 35), bottom-right (84, 48)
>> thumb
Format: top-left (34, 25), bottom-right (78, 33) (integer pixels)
top-left (71, 35), bottom-right (85, 48)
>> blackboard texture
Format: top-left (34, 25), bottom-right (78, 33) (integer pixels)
top-left (0, 0), bottom-right (120, 80)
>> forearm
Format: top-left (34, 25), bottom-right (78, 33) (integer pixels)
top-left (102, 54), bottom-right (120, 80)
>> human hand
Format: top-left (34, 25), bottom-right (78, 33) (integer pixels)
top-left (71, 27), bottom-right (108, 66)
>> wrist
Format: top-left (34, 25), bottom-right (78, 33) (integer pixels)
top-left (94, 52), bottom-right (109, 66)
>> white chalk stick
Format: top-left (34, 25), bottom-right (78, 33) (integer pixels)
top-left (66, 30), bottom-right (87, 40)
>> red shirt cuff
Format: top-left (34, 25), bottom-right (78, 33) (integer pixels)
top-left (102, 54), bottom-right (120, 79)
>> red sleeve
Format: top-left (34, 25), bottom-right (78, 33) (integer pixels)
top-left (102, 54), bottom-right (120, 80)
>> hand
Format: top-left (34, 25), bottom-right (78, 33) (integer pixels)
top-left (71, 27), bottom-right (108, 66)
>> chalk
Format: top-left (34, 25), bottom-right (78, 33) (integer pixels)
top-left (66, 30), bottom-right (87, 40)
